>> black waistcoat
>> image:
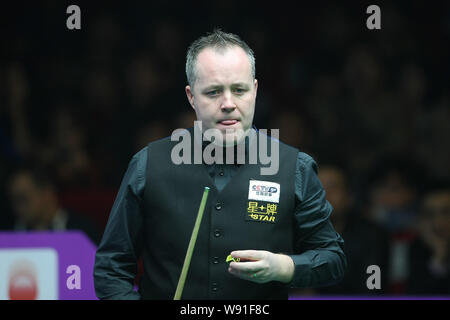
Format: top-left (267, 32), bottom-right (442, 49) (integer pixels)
top-left (140, 128), bottom-right (299, 299)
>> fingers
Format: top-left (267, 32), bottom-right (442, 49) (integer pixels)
top-left (227, 250), bottom-right (271, 283)
top-left (229, 260), bottom-right (264, 273)
top-left (228, 262), bottom-right (264, 282)
top-left (228, 268), bottom-right (262, 282)
top-left (230, 250), bottom-right (267, 261)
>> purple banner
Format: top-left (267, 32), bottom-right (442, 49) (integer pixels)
top-left (0, 231), bottom-right (97, 300)
top-left (289, 295), bottom-right (450, 300)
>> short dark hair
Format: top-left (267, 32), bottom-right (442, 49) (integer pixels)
top-left (185, 28), bottom-right (255, 88)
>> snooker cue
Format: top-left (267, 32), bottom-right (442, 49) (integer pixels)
top-left (173, 186), bottom-right (210, 300)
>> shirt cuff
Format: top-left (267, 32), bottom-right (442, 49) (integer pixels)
top-left (286, 254), bottom-right (313, 288)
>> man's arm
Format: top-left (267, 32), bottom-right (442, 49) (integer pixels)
top-left (287, 152), bottom-right (347, 288)
top-left (93, 147), bottom-right (147, 299)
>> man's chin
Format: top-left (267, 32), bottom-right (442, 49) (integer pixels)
top-left (217, 129), bottom-right (247, 147)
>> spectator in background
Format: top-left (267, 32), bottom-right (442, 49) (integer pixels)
top-left (0, 64), bottom-right (31, 229)
top-left (271, 109), bottom-right (308, 150)
top-left (2, 63), bottom-right (32, 163)
top-left (174, 109), bottom-right (197, 130)
top-left (317, 164), bottom-right (390, 294)
top-left (38, 107), bottom-right (95, 191)
top-left (367, 159), bottom-right (420, 233)
top-left (6, 165), bottom-right (101, 245)
top-left (366, 158), bottom-right (421, 293)
top-left (407, 182), bottom-right (450, 294)
top-left (133, 119), bottom-right (171, 152)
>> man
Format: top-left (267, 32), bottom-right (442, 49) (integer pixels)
top-left (94, 29), bottom-right (346, 299)
top-left (316, 165), bottom-right (389, 294)
top-left (6, 165), bottom-right (101, 245)
top-left (407, 182), bottom-right (450, 294)
top-left (366, 158), bottom-right (420, 293)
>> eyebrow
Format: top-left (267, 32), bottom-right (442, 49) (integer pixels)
top-left (202, 82), bottom-right (251, 92)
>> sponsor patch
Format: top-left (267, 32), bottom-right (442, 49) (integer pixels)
top-left (246, 201), bottom-right (278, 224)
top-left (248, 180), bottom-right (280, 203)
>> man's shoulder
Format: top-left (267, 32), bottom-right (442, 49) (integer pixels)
top-left (133, 133), bottom-right (184, 167)
top-left (146, 127), bottom-right (195, 150)
top-left (256, 129), bottom-right (300, 154)
top-left (132, 134), bottom-right (176, 159)
top-left (296, 151), bottom-right (315, 164)
top-left (292, 150), bottom-right (318, 175)
top-left (146, 134), bottom-right (176, 148)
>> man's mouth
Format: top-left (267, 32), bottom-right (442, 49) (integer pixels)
top-left (218, 119), bottom-right (239, 126)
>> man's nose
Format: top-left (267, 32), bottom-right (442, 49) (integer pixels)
top-left (220, 91), bottom-right (236, 111)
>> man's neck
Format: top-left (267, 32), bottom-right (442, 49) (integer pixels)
top-left (201, 129), bottom-right (255, 165)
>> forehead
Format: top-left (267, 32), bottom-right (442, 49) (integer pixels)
top-left (195, 46), bottom-right (252, 85)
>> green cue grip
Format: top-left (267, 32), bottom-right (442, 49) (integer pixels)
top-left (173, 186), bottom-right (210, 300)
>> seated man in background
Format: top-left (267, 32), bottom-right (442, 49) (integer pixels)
top-left (407, 182), bottom-right (450, 294)
top-left (6, 165), bottom-right (101, 245)
top-left (366, 158), bottom-right (421, 293)
top-left (317, 164), bottom-right (390, 294)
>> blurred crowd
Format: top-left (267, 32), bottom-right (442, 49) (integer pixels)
top-left (1, 1), bottom-right (449, 295)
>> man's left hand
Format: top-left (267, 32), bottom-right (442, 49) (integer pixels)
top-left (227, 250), bottom-right (295, 284)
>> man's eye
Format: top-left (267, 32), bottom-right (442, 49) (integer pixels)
top-left (207, 90), bottom-right (220, 96)
top-left (233, 88), bottom-right (246, 94)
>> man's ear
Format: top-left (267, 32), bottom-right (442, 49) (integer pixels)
top-left (254, 79), bottom-right (258, 97)
top-left (185, 85), bottom-right (195, 110)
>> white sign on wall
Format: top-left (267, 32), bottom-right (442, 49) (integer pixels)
top-left (0, 248), bottom-right (58, 300)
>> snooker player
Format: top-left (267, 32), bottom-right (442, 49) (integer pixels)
top-left (94, 29), bottom-right (347, 299)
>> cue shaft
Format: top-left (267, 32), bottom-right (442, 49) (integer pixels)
top-left (173, 186), bottom-right (210, 300)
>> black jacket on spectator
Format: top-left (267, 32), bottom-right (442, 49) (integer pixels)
top-left (407, 237), bottom-right (450, 294)
top-left (319, 212), bottom-right (390, 295)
